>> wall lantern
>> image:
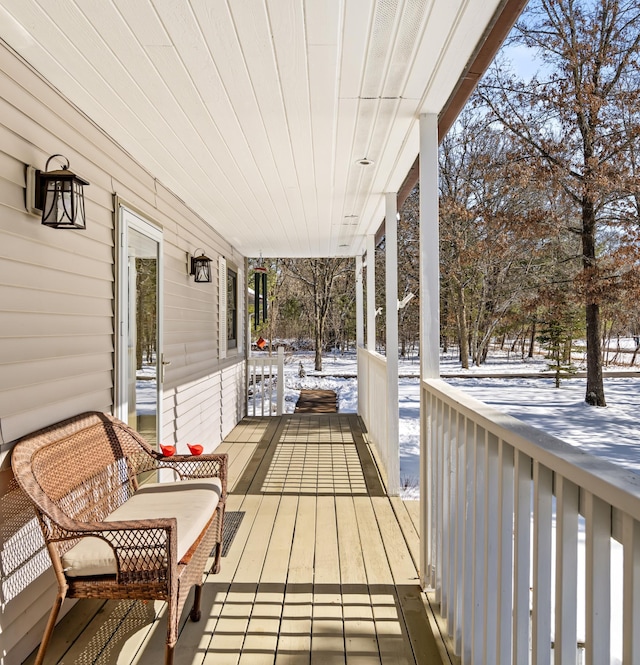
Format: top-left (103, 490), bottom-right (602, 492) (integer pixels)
top-left (31, 154), bottom-right (90, 229)
top-left (189, 250), bottom-right (212, 283)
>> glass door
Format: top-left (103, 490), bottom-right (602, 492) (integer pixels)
top-left (117, 207), bottom-right (163, 447)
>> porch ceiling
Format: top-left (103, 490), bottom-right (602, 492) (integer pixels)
top-left (1, 0), bottom-right (514, 258)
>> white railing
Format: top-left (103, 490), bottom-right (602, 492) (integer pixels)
top-left (358, 347), bottom-right (399, 493)
top-left (247, 346), bottom-right (284, 416)
top-left (421, 378), bottom-right (640, 665)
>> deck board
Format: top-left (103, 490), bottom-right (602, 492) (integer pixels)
top-left (23, 415), bottom-right (448, 665)
top-left (275, 494), bottom-right (315, 665)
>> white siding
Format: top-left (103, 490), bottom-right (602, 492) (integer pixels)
top-left (221, 361), bottom-right (246, 439)
top-left (0, 42), bottom-right (246, 664)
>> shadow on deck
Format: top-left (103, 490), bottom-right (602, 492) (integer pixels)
top-left (24, 415), bottom-right (449, 665)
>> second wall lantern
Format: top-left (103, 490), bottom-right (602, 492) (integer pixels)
top-left (190, 250), bottom-right (212, 283)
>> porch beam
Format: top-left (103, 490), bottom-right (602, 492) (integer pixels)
top-left (385, 192), bottom-right (400, 496)
top-left (366, 234), bottom-right (376, 352)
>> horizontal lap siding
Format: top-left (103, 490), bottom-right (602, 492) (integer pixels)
top-left (162, 373), bottom-right (223, 451)
top-left (0, 153), bottom-right (114, 445)
top-left (0, 43), bottom-right (246, 664)
top-left (221, 361), bottom-right (246, 439)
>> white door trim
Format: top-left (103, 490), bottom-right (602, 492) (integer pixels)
top-left (115, 205), bottom-right (164, 445)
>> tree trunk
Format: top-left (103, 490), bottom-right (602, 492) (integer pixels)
top-left (528, 321), bottom-right (536, 358)
top-left (454, 280), bottom-right (469, 369)
top-left (314, 328), bottom-right (323, 371)
top-left (582, 197), bottom-right (606, 406)
top-left (585, 302), bottom-right (605, 405)
top-left (314, 293), bottom-right (324, 371)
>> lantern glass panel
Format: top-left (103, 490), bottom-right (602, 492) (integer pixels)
top-left (41, 176), bottom-right (86, 229)
top-left (192, 257), bottom-right (211, 282)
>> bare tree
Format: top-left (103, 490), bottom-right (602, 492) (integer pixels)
top-left (438, 99), bottom-right (554, 367)
top-left (479, 0), bottom-right (640, 405)
top-left (282, 258), bottom-right (352, 371)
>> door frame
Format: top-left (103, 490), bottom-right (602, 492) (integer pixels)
top-left (115, 202), bottom-right (164, 445)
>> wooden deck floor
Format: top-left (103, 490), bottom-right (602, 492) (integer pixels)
top-left (25, 415), bottom-right (448, 665)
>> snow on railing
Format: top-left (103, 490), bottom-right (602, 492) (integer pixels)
top-left (358, 347), bottom-right (399, 494)
top-left (247, 346), bottom-right (284, 416)
top-left (421, 378), bottom-right (640, 664)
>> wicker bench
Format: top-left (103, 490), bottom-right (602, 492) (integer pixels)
top-left (11, 411), bottom-right (227, 665)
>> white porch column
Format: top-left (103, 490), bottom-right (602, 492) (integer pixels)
top-left (385, 192), bottom-right (400, 496)
top-left (420, 112), bottom-right (439, 590)
top-left (366, 234), bottom-right (376, 352)
top-left (356, 254), bottom-right (364, 348)
top-left (419, 113), bottom-right (440, 378)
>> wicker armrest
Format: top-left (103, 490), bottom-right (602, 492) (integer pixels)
top-left (156, 453), bottom-right (228, 497)
top-left (51, 517), bottom-right (177, 581)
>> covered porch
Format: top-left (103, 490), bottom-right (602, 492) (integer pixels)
top-left (7, 0), bottom-right (638, 663)
top-left (22, 414), bottom-right (446, 665)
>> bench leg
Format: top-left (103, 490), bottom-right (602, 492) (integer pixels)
top-left (166, 596), bottom-right (178, 665)
top-left (34, 590), bottom-right (66, 665)
top-left (212, 541), bottom-right (222, 574)
top-left (190, 584), bottom-right (203, 622)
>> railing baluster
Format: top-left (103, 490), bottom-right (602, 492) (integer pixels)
top-left (585, 492), bottom-right (611, 665)
top-left (461, 415), bottom-right (475, 664)
top-left (472, 426), bottom-right (486, 662)
top-left (623, 514), bottom-right (640, 665)
top-left (260, 357), bottom-right (266, 416)
top-left (532, 461), bottom-right (553, 665)
top-left (554, 476), bottom-right (578, 665)
top-left (452, 412), bottom-right (465, 655)
top-left (251, 361), bottom-right (257, 416)
top-left (497, 440), bottom-right (514, 665)
top-left (436, 398), bottom-right (445, 605)
top-left (483, 432), bottom-right (499, 663)
top-left (442, 403), bottom-right (451, 619)
top-left (276, 346), bottom-right (284, 414)
top-left (513, 450), bottom-right (532, 665)
top-left (447, 407), bottom-right (458, 633)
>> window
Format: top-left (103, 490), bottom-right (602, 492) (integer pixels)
top-left (227, 268), bottom-right (237, 349)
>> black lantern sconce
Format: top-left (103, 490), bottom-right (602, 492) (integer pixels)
top-left (27, 154), bottom-right (90, 229)
top-left (189, 250), bottom-right (212, 283)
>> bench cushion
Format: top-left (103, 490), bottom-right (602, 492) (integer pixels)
top-left (61, 477), bottom-right (222, 577)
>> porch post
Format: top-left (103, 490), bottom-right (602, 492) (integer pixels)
top-left (420, 112), bottom-right (439, 589)
top-left (366, 234), bottom-right (376, 352)
top-left (385, 192), bottom-right (400, 496)
top-left (356, 254), bottom-right (364, 348)
top-left (419, 113), bottom-right (440, 379)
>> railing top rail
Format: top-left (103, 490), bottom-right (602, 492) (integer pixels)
top-left (358, 347), bottom-right (388, 366)
top-left (423, 377), bottom-right (640, 521)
